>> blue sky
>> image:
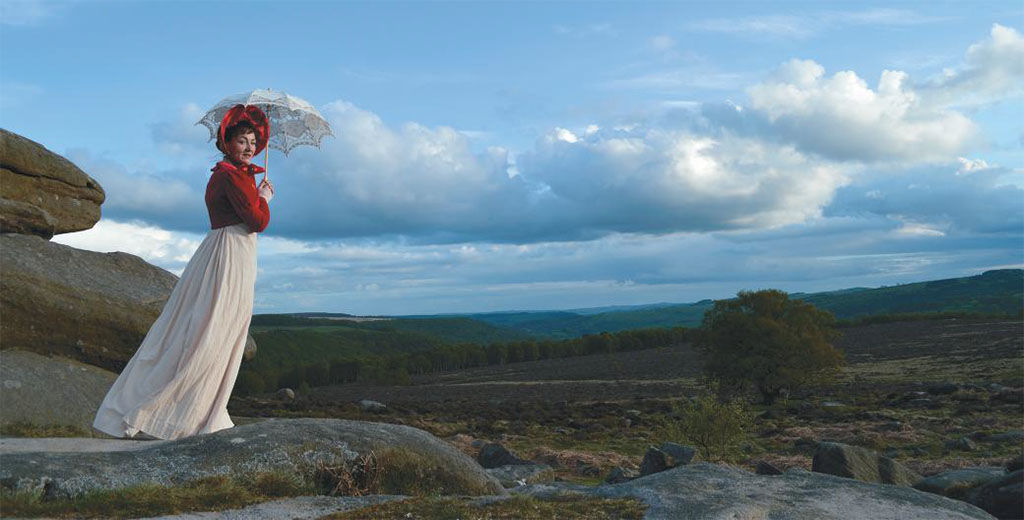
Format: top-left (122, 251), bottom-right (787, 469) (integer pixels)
top-left (2, 0), bottom-right (1022, 315)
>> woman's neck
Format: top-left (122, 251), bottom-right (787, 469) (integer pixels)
top-left (224, 156), bottom-right (249, 168)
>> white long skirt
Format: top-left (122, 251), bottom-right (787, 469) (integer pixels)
top-left (92, 222), bottom-right (257, 440)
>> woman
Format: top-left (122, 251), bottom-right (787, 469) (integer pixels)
top-left (92, 104), bottom-right (275, 440)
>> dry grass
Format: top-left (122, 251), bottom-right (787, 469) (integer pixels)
top-left (905, 456), bottom-right (1014, 476)
top-left (526, 445), bottom-right (638, 479)
top-left (320, 494), bottom-right (648, 520)
top-left (310, 446), bottom-right (497, 497)
top-left (314, 452), bottom-right (384, 496)
top-left (0, 421), bottom-right (89, 438)
top-left (0, 471), bottom-right (312, 519)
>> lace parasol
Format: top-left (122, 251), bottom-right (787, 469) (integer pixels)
top-left (196, 89), bottom-right (333, 178)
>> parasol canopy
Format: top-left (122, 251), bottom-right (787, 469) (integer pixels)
top-left (196, 89), bottom-right (333, 179)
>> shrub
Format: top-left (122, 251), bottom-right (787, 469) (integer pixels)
top-left (663, 394), bottom-right (754, 462)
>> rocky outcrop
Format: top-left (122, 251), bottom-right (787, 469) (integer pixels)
top-left (0, 128), bottom-right (105, 238)
top-left (477, 443), bottom-right (532, 468)
top-left (812, 441), bottom-right (923, 485)
top-left (914, 466), bottom-right (1022, 519)
top-left (639, 446), bottom-right (670, 476)
top-left (966, 470), bottom-right (1023, 520)
top-left (0, 233), bottom-right (256, 372)
top-left (914, 467), bottom-right (1006, 500)
top-left (0, 418), bottom-right (506, 500)
top-left (359, 399), bottom-right (387, 413)
top-left (0, 349), bottom-right (117, 436)
top-left (640, 442), bottom-right (697, 477)
top-left (513, 463), bottom-right (994, 519)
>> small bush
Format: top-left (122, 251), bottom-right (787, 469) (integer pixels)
top-left (662, 394), bottom-right (754, 462)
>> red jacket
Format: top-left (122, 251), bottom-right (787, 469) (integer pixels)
top-left (205, 159), bottom-right (270, 233)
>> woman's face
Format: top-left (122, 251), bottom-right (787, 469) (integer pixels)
top-left (225, 131), bottom-right (257, 165)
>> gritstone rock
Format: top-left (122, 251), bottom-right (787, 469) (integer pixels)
top-left (513, 463), bottom-right (994, 520)
top-left (812, 441), bottom-right (923, 486)
top-left (0, 128), bottom-right (105, 238)
top-left (0, 417), bottom-right (506, 500)
top-left (0, 233), bottom-right (257, 372)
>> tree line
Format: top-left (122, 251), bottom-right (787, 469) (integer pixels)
top-left (238, 289), bottom-right (863, 406)
top-left (233, 326), bottom-right (691, 396)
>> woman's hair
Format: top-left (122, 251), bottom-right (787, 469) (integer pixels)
top-left (216, 121), bottom-right (258, 153)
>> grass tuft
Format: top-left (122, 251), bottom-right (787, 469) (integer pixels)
top-left (312, 446), bottom-right (496, 497)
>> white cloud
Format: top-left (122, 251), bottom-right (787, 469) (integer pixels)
top-left (827, 160), bottom-right (1023, 235)
top-left (650, 35), bottom-right (676, 52)
top-left (553, 22), bottom-right (616, 38)
top-left (62, 149), bottom-right (206, 228)
top-left (920, 24), bottom-right (1024, 107)
top-left (0, 0), bottom-right (66, 26)
top-left (552, 127), bottom-right (579, 143)
top-left (894, 221), bottom-right (947, 237)
top-left (688, 8), bottom-right (952, 39)
top-left (68, 25), bottom-right (1018, 254)
top-left (690, 14), bottom-right (811, 38)
top-left (521, 126), bottom-right (848, 232)
top-left (744, 58), bottom-right (976, 161)
top-left (602, 69), bottom-right (745, 92)
top-left (149, 102), bottom-right (217, 164)
top-left (250, 215), bottom-right (1016, 315)
top-left (52, 219), bottom-right (202, 275)
top-left (957, 157), bottom-right (991, 174)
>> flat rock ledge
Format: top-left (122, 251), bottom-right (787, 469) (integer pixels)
top-left (0, 418), bottom-right (506, 500)
top-left (512, 463), bottom-right (996, 520)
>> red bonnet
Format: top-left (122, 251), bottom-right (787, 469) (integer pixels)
top-left (216, 104), bottom-right (270, 156)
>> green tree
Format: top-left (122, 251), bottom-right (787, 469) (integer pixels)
top-left (697, 289), bottom-right (844, 404)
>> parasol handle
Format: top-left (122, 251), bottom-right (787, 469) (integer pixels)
top-left (263, 115), bottom-right (270, 183)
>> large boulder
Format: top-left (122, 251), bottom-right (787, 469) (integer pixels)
top-left (0, 418), bottom-right (506, 500)
top-left (0, 350), bottom-right (258, 438)
top-left (0, 233), bottom-right (256, 372)
top-left (514, 463), bottom-right (994, 519)
top-left (477, 443), bottom-right (531, 468)
top-left (812, 441), bottom-right (923, 485)
top-left (966, 470), bottom-right (1023, 520)
top-left (0, 349), bottom-right (116, 436)
top-left (0, 128), bottom-right (105, 238)
top-left (914, 467), bottom-right (1007, 500)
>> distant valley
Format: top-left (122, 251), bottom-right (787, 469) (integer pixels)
top-left (254, 269), bottom-right (1023, 341)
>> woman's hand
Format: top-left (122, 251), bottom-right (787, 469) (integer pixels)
top-left (258, 178), bottom-right (275, 203)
